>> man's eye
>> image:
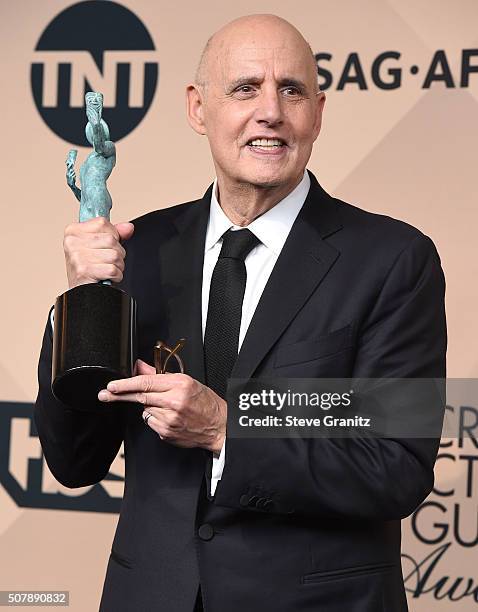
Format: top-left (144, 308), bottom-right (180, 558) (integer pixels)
top-left (237, 85), bottom-right (254, 93)
top-left (282, 87), bottom-right (301, 96)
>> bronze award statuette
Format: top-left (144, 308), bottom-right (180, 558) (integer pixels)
top-left (51, 91), bottom-right (137, 409)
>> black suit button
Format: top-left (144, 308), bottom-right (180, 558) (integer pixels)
top-left (256, 497), bottom-right (268, 509)
top-left (248, 495), bottom-right (259, 506)
top-left (198, 524), bottom-right (214, 541)
top-left (240, 494), bottom-right (249, 507)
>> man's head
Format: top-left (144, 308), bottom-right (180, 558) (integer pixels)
top-left (187, 14), bottom-right (325, 194)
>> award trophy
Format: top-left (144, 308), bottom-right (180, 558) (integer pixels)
top-left (51, 92), bottom-right (137, 409)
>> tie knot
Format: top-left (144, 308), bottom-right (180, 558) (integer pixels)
top-left (219, 228), bottom-right (260, 261)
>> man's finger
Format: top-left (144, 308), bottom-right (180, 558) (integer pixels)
top-left (142, 410), bottom-right (157, 430)
top-left (98, 389), bottom-right (166, 405)
top-left (142, 412), bottom-right (175, 440)
top-left (65, 217), bottom-right (120, 239)
top-left (106, 373), bottom-right (183, 394)
top-left (98, 388), bottom-right (178, 409)
top-left (135, 359), bottom-right (156, 375)
top-left (115, 222), bottom-right (135, 242)
top-left (64, 231), bottom-right (126, 254)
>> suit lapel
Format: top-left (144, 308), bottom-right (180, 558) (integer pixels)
top-left (231, 172), bottom-right (343, 380)
top-left (158, 186), bottom-right (212, 384)
top-left (157, 173), bottom-right (342, 384)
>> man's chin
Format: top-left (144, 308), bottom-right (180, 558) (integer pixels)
top-left (237, 169), bottom-right (292, 190)
top-left (250, 179), bottom-right (283, 189)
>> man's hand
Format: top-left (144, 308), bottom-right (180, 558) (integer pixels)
top-left (98, 359), bottom-right (227, 454)
top-left (63, 217), bottom-right (134, 289)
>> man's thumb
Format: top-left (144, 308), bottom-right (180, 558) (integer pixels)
top-left (134, 359), bottom-right (156, 376)
top-left (115, 222), bottom-right (135, 242)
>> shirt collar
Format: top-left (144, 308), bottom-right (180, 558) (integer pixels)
top-left (205, 171), bottom-right (310, 255)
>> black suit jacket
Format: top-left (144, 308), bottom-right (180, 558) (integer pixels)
top-left (34, 171), bottom-right (446, 612)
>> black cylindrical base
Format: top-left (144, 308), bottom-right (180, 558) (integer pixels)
top-left (51, 283), bottom-right (137, 410)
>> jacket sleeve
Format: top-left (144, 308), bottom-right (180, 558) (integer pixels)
top-left (34, 309), bottom-right (125, 488)
top-left (213, 233), bottom-right (447, 520)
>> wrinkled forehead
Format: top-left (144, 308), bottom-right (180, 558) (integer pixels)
top-left (215, 40), bottom-right (314, 87)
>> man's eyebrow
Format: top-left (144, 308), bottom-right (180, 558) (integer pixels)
top-left (277, 78), bottom-right (308, 91)
top-left (226, 76), bottom-right (263, 91)
top-left (226, 76), bottom-right (309, 92)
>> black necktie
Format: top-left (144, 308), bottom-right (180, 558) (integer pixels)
top-left (204, 228), bottom-right (260, 398)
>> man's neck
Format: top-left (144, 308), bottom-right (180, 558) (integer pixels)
top-left (215, 173), bottom-right (305, 226)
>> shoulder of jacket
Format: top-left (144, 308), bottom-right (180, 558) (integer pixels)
top-left (130, 198), bottom-right (202, 230)
top-left (121, 198), bottom-right (204, 257)
top-left (332, 197), bottom-right (436, 255)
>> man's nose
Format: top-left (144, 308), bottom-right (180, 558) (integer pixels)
top-left (254, 88), bottom-right (283, 126)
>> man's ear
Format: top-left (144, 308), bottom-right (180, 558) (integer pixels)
top-left (186, 84), bottom-right (207, 135)
top-left (312, 91), bottom-right (326, 141)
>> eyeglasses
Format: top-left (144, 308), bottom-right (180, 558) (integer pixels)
top-left (154, 338), bottom-right (186, 374)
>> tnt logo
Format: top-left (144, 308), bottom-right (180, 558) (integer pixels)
top-left (31, 0), bottom-right (159, 145)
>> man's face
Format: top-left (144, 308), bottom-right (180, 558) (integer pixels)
top-left (189, 23), bottom-right (325, 191)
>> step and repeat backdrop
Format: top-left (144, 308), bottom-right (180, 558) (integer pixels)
top-left (1, 0), bottom-right (477, 610)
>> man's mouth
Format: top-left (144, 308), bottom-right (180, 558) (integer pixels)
top-left (246, 138), bottom-right (286, 149)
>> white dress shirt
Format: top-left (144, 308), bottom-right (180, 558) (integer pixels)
top-left (205, 171), bottom-right (310, 494)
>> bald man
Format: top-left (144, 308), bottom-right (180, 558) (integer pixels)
top-left (35, 14), bottom-right (446, 612)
